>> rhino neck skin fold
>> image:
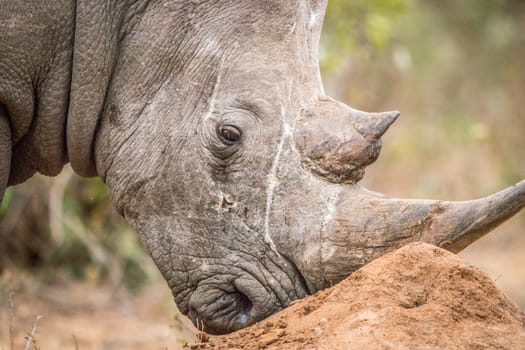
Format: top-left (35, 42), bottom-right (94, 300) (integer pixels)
top-left (0, 1), bottom-right (147, 183)
top-left (0, 105), bottom-right (11, 200)
top-left (1, 0), bottom-right (524, 335)
top-left (1, 0), bottom-right (75, 185)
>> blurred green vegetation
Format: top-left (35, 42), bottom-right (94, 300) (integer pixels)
top-left (1, 0), bottom-right (524, 297)
top-left (322, 0), bottom-right (525, 197)
top-left (0, 171), bottom-right (153, 292)
top-left (321, 0), bottom-right (408, 72)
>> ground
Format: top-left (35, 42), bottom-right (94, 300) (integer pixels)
top-left (3, 241), bottom-right (524, 350)
top-left (0, 278), bottom-right (197, 350)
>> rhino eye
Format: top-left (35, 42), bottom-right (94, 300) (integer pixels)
top-left (218, 125), bottom-right (241, 144)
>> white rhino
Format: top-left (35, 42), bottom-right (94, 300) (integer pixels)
top-left (0, 0), bottom-right (523, 334)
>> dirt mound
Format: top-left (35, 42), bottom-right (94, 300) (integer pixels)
top-left (193, 242), bottom-right (525, 350)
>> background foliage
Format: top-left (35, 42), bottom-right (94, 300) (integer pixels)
top-left (1, 0), bottom-right (524, 303)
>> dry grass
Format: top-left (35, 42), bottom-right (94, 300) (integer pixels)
top-left (1, 285), bottom-right (41, 350)
top-left (0, 274), bottom-right (197, 350)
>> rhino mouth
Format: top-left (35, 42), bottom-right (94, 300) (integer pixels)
top-left (188, 287), bottom-right (254, 334)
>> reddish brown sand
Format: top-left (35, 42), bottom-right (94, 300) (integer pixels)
top-left (192, 242), bottom-right (525, 350)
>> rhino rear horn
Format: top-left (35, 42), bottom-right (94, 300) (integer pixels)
top-left (294, 97), bottom-right (398, 184)
top-left (353, 110), bottom-right (399, 141)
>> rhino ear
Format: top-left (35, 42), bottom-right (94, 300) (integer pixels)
top-left (67, 0), bottom-right (126, 177)
top-left (309, 0), bottom-right (327, 11)
top-left (307, 0), bottom-right (328, 21)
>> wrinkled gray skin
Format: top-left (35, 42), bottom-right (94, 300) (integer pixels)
top-left (1, 0), bottom-right (524, 335)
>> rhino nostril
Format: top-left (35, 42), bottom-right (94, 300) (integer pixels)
top-left (229, 291), bottom-right (253, 328)
top-left (214, 291), bottom-right (253, 318)
top-left (233, 291), bottom-right (253, 313)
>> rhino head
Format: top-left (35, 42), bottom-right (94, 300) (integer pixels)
top-left (64, 1), bottom-right (524, 334)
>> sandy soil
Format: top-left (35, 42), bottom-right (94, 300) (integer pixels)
top-left (459, 217), bottom-right (525, 310)
top-left (198, 243), bottom-right (525, 350)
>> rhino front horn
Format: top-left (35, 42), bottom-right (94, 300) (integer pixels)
top-left (297, 179), bottom-right (525, 292)
top-left (422, 179), bottom-right (525, 252)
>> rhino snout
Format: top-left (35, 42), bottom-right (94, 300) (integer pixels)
top-left (176, 248), bottom-right (309, 334)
